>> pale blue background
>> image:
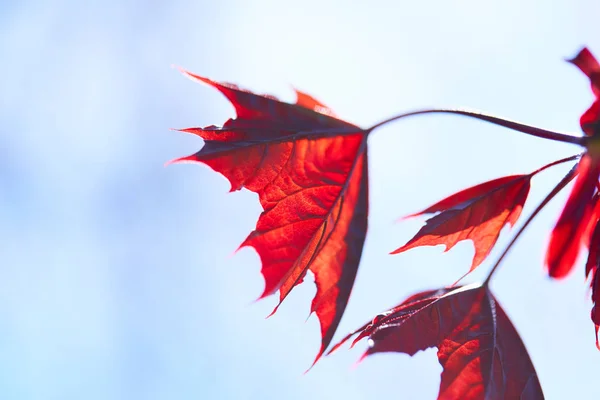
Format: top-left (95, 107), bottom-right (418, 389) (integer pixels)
top-left (1, 1), bottom-right (599, 399)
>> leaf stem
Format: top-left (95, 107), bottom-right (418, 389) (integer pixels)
top-left (483, 162), bottom-right (579, 286)
top-left (530, 154), bottom-right (582, 175)
top-left (366, 108), bottom-right (584, 146)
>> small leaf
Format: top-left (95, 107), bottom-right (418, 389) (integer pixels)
top-left (568, 47), bottom-right (600, 96)
top-left (568, 47), bottom-right (600, 135)
top-left (331, 284), bottom-right (543, 400)
top-left (392, 174), bottom-right (532, 273)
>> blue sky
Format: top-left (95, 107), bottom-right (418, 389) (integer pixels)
top-left (1, 0), bottom-right (599, 399)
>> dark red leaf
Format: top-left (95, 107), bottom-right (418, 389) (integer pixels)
top-left (568, 47), bottom-right (600, 135)
top-left (392, 174), bottom-right (532, 273)
top-left (585, 214), bottom-right (600, 349)
top-left (585, 197), bottom-right (600, 280)
top-left (171, 70), bottom-right (369, 365)
top-left (331, 284), bottom-right (543, 400)
top-left (592, 268), bottom-right (600, 349)
top-left (546, 155), bottom-right (600, 278)
top-left (568, 48), bottom-right (600, 96)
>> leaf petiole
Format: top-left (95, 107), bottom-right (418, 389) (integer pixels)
top-left (366, 108), bottom-right (585, 146)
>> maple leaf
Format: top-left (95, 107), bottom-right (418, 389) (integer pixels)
top-left (330, 284), bottom-right (543, 400)
top-left (391, 159), bottom-right (569, 275)
top-left (545, 48), bottom-right (600, 278)
top-left (171, 70), bottom-right (369, 365)
top-left (391, 175), bottom-right (530, 273)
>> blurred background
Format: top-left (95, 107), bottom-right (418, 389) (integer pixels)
top-left (1, 0), bottom-right (599, 399)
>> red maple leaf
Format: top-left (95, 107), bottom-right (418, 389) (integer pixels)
top-left (391, 159), bottom-right (568, 276)
top-left (545, 48), bottom-right (600, 278)
top-left (330, 284), bottom-right (543, 400)
top-left (171, 70), bottom-right (369, 365)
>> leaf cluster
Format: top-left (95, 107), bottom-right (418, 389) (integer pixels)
top-left (170, 48), bottom-right (600, 399)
